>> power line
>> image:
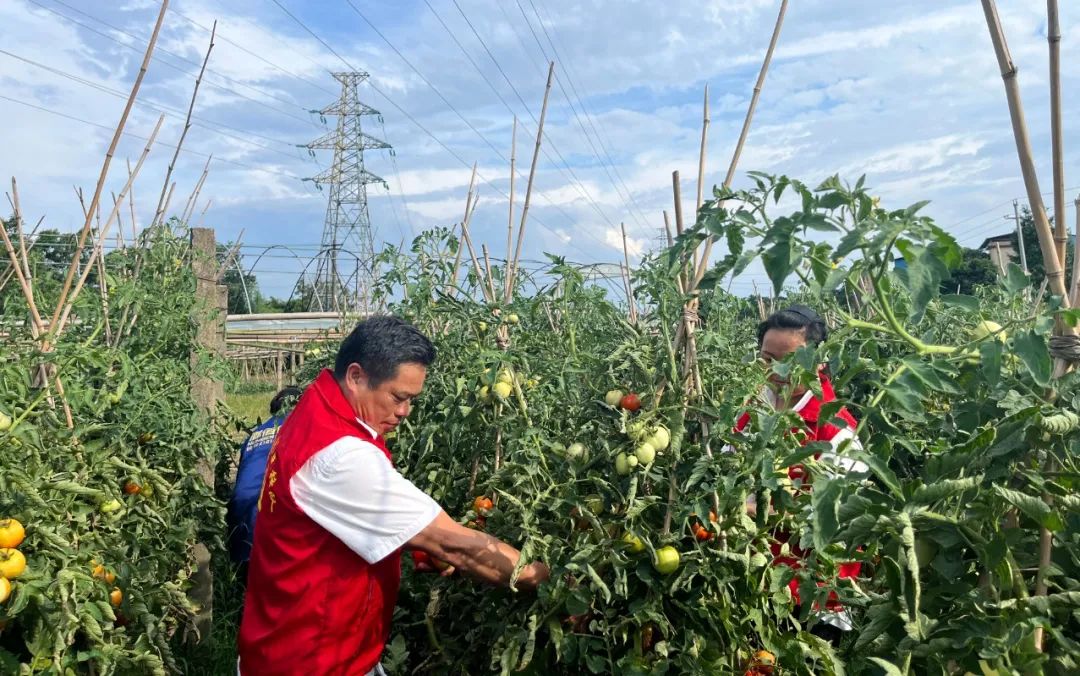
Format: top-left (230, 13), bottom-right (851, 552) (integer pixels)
top-left (344, 0), bottom-right (620, 235)
top-left (266, 0), bottom-right (615, 254)
top-left (0, 93), bottom-right (308, 181)
top-left (30, 0), bottom-right (325, 131)
top-left (527, 0), bottom-right (654, 229)
top-left (442, 0), bottom-right (627, 230)
top-left (0, 48), bottom-right (314, 165)
top-left (165, 6), bottom-right (338, 98)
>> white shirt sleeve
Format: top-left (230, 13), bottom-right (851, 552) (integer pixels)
top-left (290, 436), bottom-right (442, 564)
top-left (817, 427), bottom-right (870, 477)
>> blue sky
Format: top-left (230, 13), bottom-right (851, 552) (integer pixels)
top-left (2, 0), bottom-right (1078, 300)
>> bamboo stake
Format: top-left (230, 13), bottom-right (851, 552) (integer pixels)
top-left (663, 211), bottom-right (674, 246)
top-left (459, 199), bottom-right (490, 303)
top-left (696, 84), bottom-right (710, 212)
top-left (620, 223), bottom-right (638, 323)
top-left (151, 21), bottom-right (215, 230)
top-left (980, 0), bottom-right (1070, 310)
top-left (503, 117), bottom-right (517, 302)
top-left (182, 155), bottom-right (213, 224)
top-left (55, 116), bottom-right (165, 338)
top-left (693, 0), bottom-right (788, 289)
top-left (197, 199), bottom-right (212, 227)
top-left (619, 263), bottom-right (634, 322)
top-left (9, 180), bottom-right (32, 284)
top-left (1047, 0), bottom-right (1067, 270)
top-left (672, 171), bottom-right (690, 288)
top-left (481, 244), bottom-right (498, 303)
top-left (126, 159), bottom-right (138, 243)
top-left (1073, 196), bottom-right (1080, 305)
top-left (448, 163), bottom-right (478, 296)
top-left (48, 0), bottom-right (169, 339)
top-left (508, 62), bottom-right (555, 297)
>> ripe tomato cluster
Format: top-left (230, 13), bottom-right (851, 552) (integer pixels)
top-left (0, 519), bottom-right (27, 606)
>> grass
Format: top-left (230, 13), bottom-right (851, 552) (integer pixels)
top-left (225, 391), bottom-right (274, 429)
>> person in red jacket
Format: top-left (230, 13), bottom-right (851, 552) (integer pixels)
top-left (728, 305), bottom-right (867, 642)
top-left (238, 316), bottom-right (550, 676)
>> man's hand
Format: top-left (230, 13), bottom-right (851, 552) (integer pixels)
top-left (410, 550), bottom-right (456, 577)
top-left (408, 511), bottom-right (549, 590)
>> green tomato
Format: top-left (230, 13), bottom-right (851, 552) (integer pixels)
top-left (647, 426), bottom-right (670, 451)
top-left (506, 313), bottom-right (520, 325)
top-left (493, 382), bottom-right (513, 399)
top-left (566, 443), bottom-right (587, 461)
top-left (971, 320), bottom-right (1006, 342)
top-left (604, 389), bottom-right (624, 407)
top-left (635, 442), bottom-right (656, 465)
top-left (477, 321), bottom-right (488, 332)
top-left (622, 532), bottom-right (646, 553)
top-left (615, 453), bottom-right (631, 475)
top-left (0, 411), bottom-right (10, 432)
top-left (99, 499), bottom-right (123, 514)
top-left (627, 420), bottom-right (650, 443)
top-left (653, 546), bottom-right (681, 575)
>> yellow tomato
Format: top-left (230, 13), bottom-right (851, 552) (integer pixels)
top-left (0, 519), bottom-right (25, 549)
top-left (0, 577), bottom-right (10, 604)
top-left (0, 549), bottom-right (26, 579)
top-left (652, 546), bottom-right (680, 575)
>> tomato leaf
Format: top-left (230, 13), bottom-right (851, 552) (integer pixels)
top-left (1013, 331), bottom-right (1052, 387)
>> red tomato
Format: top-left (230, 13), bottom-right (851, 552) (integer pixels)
top-left (619, 393), bottom-right (641, 412)
top-left (473, 496), bottom-right (494, 515)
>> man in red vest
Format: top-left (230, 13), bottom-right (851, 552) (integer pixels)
top-left (238, 316), bottom-right (550, 675)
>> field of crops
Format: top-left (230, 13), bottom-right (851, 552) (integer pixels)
top-left (3, 0), bottom-right (1080, 674)
top-left (6, 173), bottom-right (1080, 675)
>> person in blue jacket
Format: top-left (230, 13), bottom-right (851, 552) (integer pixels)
top-left (227, 386), bottom-right (302, 582)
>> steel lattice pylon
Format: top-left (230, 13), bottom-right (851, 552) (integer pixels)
top-left (305, 72), bottom-right (390, 312)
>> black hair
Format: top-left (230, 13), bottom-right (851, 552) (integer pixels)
top-left (269, 386), bottom-right (303, 416)
top-left (333, 315), bottom-right (437, 387)
top-left (756, 305), bottom-right (827, 348)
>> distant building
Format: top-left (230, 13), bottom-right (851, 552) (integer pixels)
top-left (978, 234), bottom-right (1017, 273)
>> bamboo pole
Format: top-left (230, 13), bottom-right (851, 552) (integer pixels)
top-left (503, 117), bottom-right (517, 302)
top-left (48, 0), bottom-right (169, 338)
top-left (151, 21), bottom-right (216, 230)
top-left (672, 171), bottom-right (690, 288)
top-left (1047, 0), bottom-right (1067, 270)
top-left (663, 211), bottom-right (674, 246)
top-left (182, 155), bottom-right (213, 225)
top-left (1073, 196), bottom-right (1080, 305)
top-left (481, 244), bottom-right (498, 303)
top-left (620, 223), bottom-right (638, 323)
top-left (508, 62), bottom-right (555, 298)
top-left (448, 163), bottom-right (477, 296)
top-left (459, 197), bottom-right (489, 302)
top-left (693, 0), bottom-right (788, 289)
top-left (9, 180), bottom-right (32, 284)
top-left (55, 116), bottom-right (165, 338)
top-left (980, 0), bottom-right (1070, 310)
top-left (696, 84), bottom-right (710, 212)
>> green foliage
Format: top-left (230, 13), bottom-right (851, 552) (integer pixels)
top-left (0, 225), bottom-right (236, 673)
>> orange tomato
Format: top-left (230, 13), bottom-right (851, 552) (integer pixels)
top-left (110, 588), bottom-right (123, 607)
top-left (123, 481), bottom-right (142, 495)
top-left (693, 523), bottom-right (714, 542)
top-left (0, 549), bottom-right (26, 579)
top-left (473, 496), bottom-right (494, 515)
top-left (752, 650), bottom-right (776, 674)
top-left (0, 519), bottom-right (25, 549)
top-left (0, 577), bottom-right (10, 604)
top-left (92, 564), bottom-right (117, 585)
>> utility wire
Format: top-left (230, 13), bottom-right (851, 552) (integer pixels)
top-left (0, 48), bottom-right (315, 164)
top-left (0, 93), bottom-right (308, 181)
top-left (166, 6), bottom-right (339, 98)
top-left (527, 0), bottom-right (653, 229)
top-left (267, 0), bottom-right (614, 252)
top-left (443, 0), bottom-right (626, 230)
top-left (30, 0), bottom-right (326, 130)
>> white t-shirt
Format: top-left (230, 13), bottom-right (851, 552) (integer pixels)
top-left (289, 420), bottom-right (442, 564)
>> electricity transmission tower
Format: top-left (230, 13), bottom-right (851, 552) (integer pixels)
top-left (304, 71), bottom-right (390, 312)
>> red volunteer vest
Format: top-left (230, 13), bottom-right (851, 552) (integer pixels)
top-left (238, 369), bottom-right (401, 675)
top-left (734, 372), bottom-right (861, 610)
